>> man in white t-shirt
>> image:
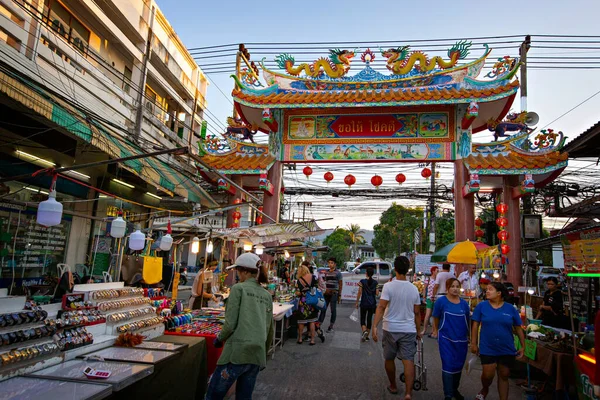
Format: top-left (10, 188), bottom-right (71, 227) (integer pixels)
top-left (433, 263), bottom-right (455, 300)
top-left (372, 256), bottom-right (421, 397)
top-left (457, 264), bottom-right (478, 296)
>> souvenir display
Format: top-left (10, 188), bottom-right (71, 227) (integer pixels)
top-left (150, 298), bottom-right (171, 309)
top-left (106, 307), bottom-right (156, 323)
top-left (177, 321), bottom-right (222, 336)
top-left (0, 342), bottom-right (60, 365)
top-left (97, 297), bottom-right (151, 312)
top-left (53, 309), bottom-right (105, 328)
top-left (0, 309), bottom-right (47, 327)
top-left (144, 288), bottom-right (164, 298)
top-left (115, 316), bottom-right (163, 334)
top-left (90, 287), bottom-right (144, 300)
top-left (53, 327), bottom-right (94, 351)
top-left (163, 313), bottom-right (193, 330)
top-left (63, 294), bottom-right (94, 310)
top-left (0, 324), bottom-right (56, 347)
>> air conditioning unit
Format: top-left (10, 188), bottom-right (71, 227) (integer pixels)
top-left (526, 250), bottom-right (538, 263)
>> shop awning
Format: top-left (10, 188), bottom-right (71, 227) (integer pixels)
top-left (214, 221), bottom-right (325, 245)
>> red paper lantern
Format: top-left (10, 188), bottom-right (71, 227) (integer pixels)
top-left (371, 175), bottom-right (383, 189)
top-left (421, 168), bottom-right (432, 179)
top-left (475, 229), bottom-right (484, 238)
top-left (474, 218), bottom-right (484, 227)
top-left (501, 244), bottom-right (511, 254)
top-left (232, 211), bottom-right (241, 220)
top-left (496, 217), bottom-right (508, 227)
top-left (233, 198), bottom-right (242, 205)
top-left (344, 174), bottom-right (356, 188)
top-left (395, 173), bottom-right (406, 185)
top-left (496, 203), bottom-right (508, 214)
top-left (256, 217), bottom-right (263, 224)
top-left (497, 230), bottom-right (510, 241)
top-left (303, 166), bottom-right (313, 179)
top-left (324, 171), bottom-right (334, 183)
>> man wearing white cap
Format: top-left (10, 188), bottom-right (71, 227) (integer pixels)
top-left (206, 253), bottom-right (274, 400)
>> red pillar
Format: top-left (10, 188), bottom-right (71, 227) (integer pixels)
top-left (502, 176), bottom-right (523, 287)
top-left (263, 161), bottom-right (283, 224)
top-left (225, 175), bottom-right (243, 264)
top-left (453, 160), bottom-right (474, 242)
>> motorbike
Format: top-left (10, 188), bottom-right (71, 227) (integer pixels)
top-left (178, 266), bottom-right (188, 286)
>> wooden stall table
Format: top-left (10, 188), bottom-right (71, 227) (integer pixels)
top-left (519, 340), bottom-right (575, 391)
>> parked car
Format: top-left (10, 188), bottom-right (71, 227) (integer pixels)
top-left (349, 261), bottom-right (393, 285)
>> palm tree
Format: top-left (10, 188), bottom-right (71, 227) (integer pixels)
top-left (346, 224), bottom-right (365, 261)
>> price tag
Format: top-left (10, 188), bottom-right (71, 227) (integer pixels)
top-left (524, 339), bottom-right (537, 360)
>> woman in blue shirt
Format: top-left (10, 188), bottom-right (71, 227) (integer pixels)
top-left (432, 278), bottom-right (470, 400)
top-left (471, 282), bottom-right (525, 400)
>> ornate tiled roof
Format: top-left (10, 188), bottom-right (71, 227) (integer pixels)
top-left (465, 151), bottom-right (568, 172)
top-left (200, 152), bottom-right (275, 173)
top-left (232, 80), bottom-right (519, 108)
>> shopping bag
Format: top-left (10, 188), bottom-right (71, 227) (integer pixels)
top-left (142, 254), bottom-right (163, 284)
top-left (465, 353), bottom-right (478, 374)
top-left (121, 254), bottom-right (143, 284)
top-left (305, 287), bottom-right (326, 310)
top-left (350, 308), bottom-right (359, 322)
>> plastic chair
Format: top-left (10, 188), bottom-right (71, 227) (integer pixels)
top-left (102, 271), bottom-right (112, 283)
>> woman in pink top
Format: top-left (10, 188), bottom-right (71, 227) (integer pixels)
top-left (420, 266), bottom-right (438, 337)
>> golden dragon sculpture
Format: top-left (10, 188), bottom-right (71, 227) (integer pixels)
top-left (381, 40), bottom-right (472, 75)
top-left (274, 49), bottom-right (355, 78)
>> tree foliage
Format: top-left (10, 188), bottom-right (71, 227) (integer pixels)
top-left (372, 203), bottom-right (425, 259)
top-left (435, 211), bottom-right (456, 250)
top-left (346, 223), bottom-right (366, 260)
top-left (322, 228), bottom-right (352, 266)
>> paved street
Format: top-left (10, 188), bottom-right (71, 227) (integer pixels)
top-left (252, 303), bottom-right (526, 400)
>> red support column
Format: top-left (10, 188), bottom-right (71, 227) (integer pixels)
top-left (453, 160), bottom-right (475, 242)
top-left (263, 161), bottom-right (283, 224)
top-left (502, 175), bottom-right (523, 287)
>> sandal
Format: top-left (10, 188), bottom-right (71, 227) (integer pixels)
top-left (386, 386), bottom-right (399, 394)
top-left (296, 340), bottom-right (303, 344)
top-left (309, 341), bottom-right (316, 346)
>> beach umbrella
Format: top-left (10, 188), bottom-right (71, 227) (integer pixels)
top-left (431, 240), bottom-right (489, 264)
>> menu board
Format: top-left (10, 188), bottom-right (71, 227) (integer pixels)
top-left (562, 227), bottom-right (600, 272)
top-left (570, 277), bottom-right (597, 319)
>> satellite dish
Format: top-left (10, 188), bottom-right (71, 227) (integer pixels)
top-left (524, 112), bottom-right (539, 127)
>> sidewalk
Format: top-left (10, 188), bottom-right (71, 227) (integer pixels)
top-left (252, 302), bottom-right (525, 400)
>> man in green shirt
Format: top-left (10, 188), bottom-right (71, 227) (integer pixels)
top-left (206, 252), bottom-right (274, 400)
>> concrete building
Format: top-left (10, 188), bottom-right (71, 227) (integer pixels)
top-left (0, 0), bottom-right (216, 291)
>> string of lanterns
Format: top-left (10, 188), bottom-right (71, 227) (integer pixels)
top-left (496, 203), bottom-right (510, 255)
top-left (474, 217), bottom-right (484, 241)
top-left (301, 167), bottom-right (432, 185)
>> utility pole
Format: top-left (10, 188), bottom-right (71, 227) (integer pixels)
top-left (519, 35), bottom-right (531, 111)
top-left (429, 162), bottom-right (436, 252)
top-left (297, 201), bottom-right (312, 221)
top-left (133, 6), bottom-right (156, 142)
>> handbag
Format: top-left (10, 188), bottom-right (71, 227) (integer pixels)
top-left (302, 277), bottom-right (326, 310)
top-left (121, 254), bottom-right (143, 285)
top-left (141, 243), bottom-right (163, 285)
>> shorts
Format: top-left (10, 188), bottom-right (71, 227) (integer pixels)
top-left (382, 330), bottom-right (417, 361)
top-left (480, 354), bottom-right (516, 368)
top-left (426, 298), bottom-right (434, 309)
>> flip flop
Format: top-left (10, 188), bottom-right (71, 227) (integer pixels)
top-left (387, 386), bottom-right (399, 394)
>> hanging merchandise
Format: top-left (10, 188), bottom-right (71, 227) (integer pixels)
top-left (129, 229), bottom-right (145, 251)
top-left (36, 173), bottom-right (63, 227)
top-left (421, 167), bottom-right (432, 179)
top-left (371, 175), bottom-right (382, 190)
top-left (344, 174), bottom-right (356, 189)
top-left (324, 171), bottom-right (334, 184)
top-left (303, 166), bottom-right (313, 179)
top-left (159, 220), bottom-right (173, 251)
top-left (395, 173), bottom-right (406, 185)
top-left (496, 203), bottom-right (510, 255)
top-left (110, 212), bottom-right (127, 238)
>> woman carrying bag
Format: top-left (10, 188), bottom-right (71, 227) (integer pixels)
top-left (355, 267), bottom-right (379, 342)
top-left (295, 264), bottom-right (320, 345)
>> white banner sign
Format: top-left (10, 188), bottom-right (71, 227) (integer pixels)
top-left (414, 254), bottom-right (445, 275)
top-left (341, 276), bottom-right (363, 301)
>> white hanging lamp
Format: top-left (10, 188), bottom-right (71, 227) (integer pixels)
top-left (129, 227), bottom-right (145, 251)
top-left (110, 212), bottom-right (126, 238)
top-left (284, 250), bottom-right (290, 259)
top-left (36, 175), bottom-right (62, 227)
top-left (254, 244), bottom-right (264, 255)
top-left (191, 236), bottom-right (200, 254)
top-left (159, 220), bottom-right (173, 251)
top-left (243, 242), bottom-right (253, 252)
top-left (206, 239), bottom-right (214, 254)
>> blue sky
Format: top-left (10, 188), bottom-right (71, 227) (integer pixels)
top-left (157, 0), bottom-right (600, 231)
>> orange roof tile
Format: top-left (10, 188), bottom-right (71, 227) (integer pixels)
top-left (465, 151), bottom-right (568, 171)
top-left (233, 80), bottom-right (519, 106)
top-left (201, 153), bottom-right (275, 172)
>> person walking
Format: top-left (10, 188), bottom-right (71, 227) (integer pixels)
top-left (188, 261), bottom-right (219, 309)
top-left (295, 262), bottom-right (320, 345)
top-left (433, 263), bottom-right (455, 299)
top-left (471, 282), bottom-right (525, 400)
top-left (206, 253), bottom-right (274, 400)
top-left (372, 256), bottom-right (421, 398)
top-left (355, 266), bottom-right (379, 342)
top-left (432, 278), bottom-right (471, 400)
top-left (420, 266), bottom-right (438, 337)
top-left (318, 257), bottom-right (343, 333)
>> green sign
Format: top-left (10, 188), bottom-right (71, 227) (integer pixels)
top-left (524, 339), bottom-right (537, 360)
top-left (514, 335), bottom-right (521, 350)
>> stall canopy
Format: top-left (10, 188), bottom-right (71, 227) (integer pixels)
top-left (214, 221), bottom-right (325, 245)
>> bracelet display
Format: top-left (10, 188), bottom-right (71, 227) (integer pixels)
top-left (107, 307), bottom-right (156, 323)
top-left (90, 287), bottom-right (144, 300)
top-left (48, 309), bottom-right (105, 328)
top-left (115, 317), bottom-right (163, 334)
top-left (163, 313), bottom-right (193, 330)
top-left (53, 327), bottom-right (93, 351)
top-left (0, 342), bottom-right (59, 365)
top-left (97, 297), bottom-right (151, 312)
top-left (0, 310), bottom-right (48, 327)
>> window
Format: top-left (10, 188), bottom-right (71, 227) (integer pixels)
top-left (123, 66), bottom-right (132, 94)
top-left (357, 262), bottom-right (376, 274)
top-left (43, 0), bottom-right (90, 54)
top-left (379, 263), bottom-right (390, 276)
top-left (0, 3), bottom-right (24, 27)
top-left (0, 27), bottom-right (21, 51)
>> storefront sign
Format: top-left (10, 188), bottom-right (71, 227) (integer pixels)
top-left (414, 254), bottom-right (445, 275)
top-left (575, 355), bottom-right (599, 399)
top-left (562, 227), bottom-right (600, 272)
top-left (341, 275), bottom-right (363, 301)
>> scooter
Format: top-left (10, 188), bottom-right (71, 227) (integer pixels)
top-left (178, 266), bottom-right (188, 286)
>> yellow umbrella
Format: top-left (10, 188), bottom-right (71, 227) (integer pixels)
top-left (431, 240), bottom-right (490, 264)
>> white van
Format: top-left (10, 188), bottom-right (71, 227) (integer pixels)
top-left (350, 261), bottom-right (393, 285)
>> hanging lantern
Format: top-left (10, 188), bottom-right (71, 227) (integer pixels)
top-left (159, 221), bottom-right (173, 251)
top-left (496, 203), bottom-right (508, 214)
top-left (243, 242), bottom-right (253, 252)
top-left (497, 217), bottom-right (508, 227)
top-left (474, 218), bottom-right (484, 227)
top-left (501, 244), bottom-right (511, 255)
top-left (37, 189), bottom-right (63, 227)
top-left (129, 229), bottom-right (145, 251)
top-left (233, 198), bottom-right (242, 205)
top-left (284, 250), bottom-right (290, 259)
top-left (344, 174), bottom-right (356, 188)
top-left (475, 229), bottom-right (484, 238)
top-left (255, 244), bottom-right (265, 255)
top-left (110, 212), bottom-right (126, 238)
top-left (255, 206), bottom-right (263, 225)
top-left (206, 240), bottom-right (214, 254)
top-left (395, 173), bottom-right (406, 185)
top-left (497, 230), bottom-right (510, 241)
top-left (191, 237), bottom-right (200, 254)
top-left (421, 168), bottom-right (432, 179)
top-left (371, 175), bottom-right (383, 190)
top-left (232, 211), bottom-right (242, 220)
top-left (324, 171), bottom-right (334, 184)
top-left (303, 166), bottom-right (313, 180)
